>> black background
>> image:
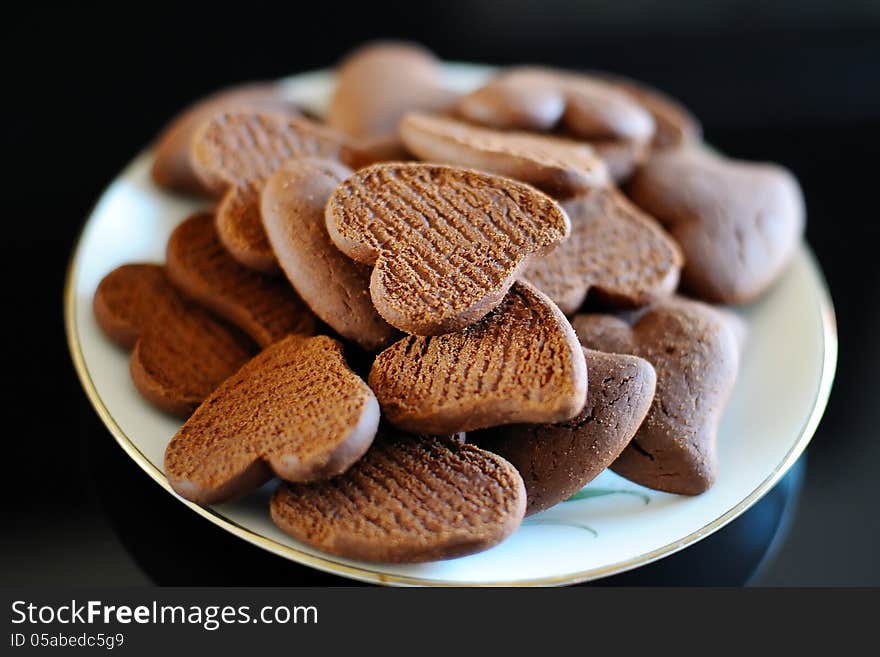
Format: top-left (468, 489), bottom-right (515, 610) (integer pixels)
top-left (3, 0), bottom-right (878, 586)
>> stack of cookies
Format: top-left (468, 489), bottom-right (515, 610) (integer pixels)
top-left (93, 41), bottom-right (804, 564)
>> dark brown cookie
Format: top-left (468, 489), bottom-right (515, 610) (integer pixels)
top-left (628, 148), bottom-right (805, 304)
top-left (150, 83), bottom-right (300, 197)
top-left (326, 162), bottom-right (571, 335)
top-left (166, 211), bottom-right (318, 347)
top-left (399, 112), bottom-right (608, 199)
top-left (369, 282), bottom-right (588, 434)
top-left (327, 41), bottom-right (459, 145)
top-left (572, 297), bottom-right (740, 494)
top-left (191, 110), bottom-right (358, 273)
top-left (270, 431), bottom-right (526, 563)
top-left (93, 264), bottom-right (254, 416)
top-left (261, 158), bottom-right (398, 351)
top-left (474, 348), bottom-right (656, 514)
top-left (522, 186), bottom-right (682, 314)
top-left (164, 334), bottom-right (380, 505)
top-left (457, 67), bottom-right (655, 180)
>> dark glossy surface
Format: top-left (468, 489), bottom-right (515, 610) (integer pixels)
top-left (4, 1), bottom-right (879, 586)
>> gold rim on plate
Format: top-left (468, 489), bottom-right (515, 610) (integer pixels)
top-left (64, 170), bottom-right (838, 588)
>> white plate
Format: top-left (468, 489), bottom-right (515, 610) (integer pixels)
top-left (65, 64), bottom-right (837, 586)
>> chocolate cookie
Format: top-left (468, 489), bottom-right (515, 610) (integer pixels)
top-left (93, 264), bottom-right (254, 416)
top-left (522, 186), bottom-right (682, 313)
top-left (457, 67), bottom-right (655, 180)
top-left (399, 112), bottom-right (609, 199)
top-left (191, 110), bottom-right (358, 273)
top-left (369, 282), bottom-right (588, 434)
top-left (572, 297), bottom-right (740, 494)
top-left (474, 348), bottom-right (656, 514)
top-left (166, 212), bottom-right (318, 347)
top-left (164, 334), bottom-right (380, 505)
top-left (327, 41), bottom-right (458, 148)
top-left (628, 148), bottom-right (805, 304)
top-left (606, 76), bottom-right (701, 150)
top-left (150, 82), bottom-right (300, 197)
top-left (261, 158), bottom-right (398, 351)
top-left (270, 431), bottom-right (526, 563)
top-left (326, 162), bottom-right (571, 335)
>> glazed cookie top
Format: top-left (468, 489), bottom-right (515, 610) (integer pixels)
top-left (326, 162), bottom-right (571, 335)
top-left (628, 148), bottom-right (805, 304)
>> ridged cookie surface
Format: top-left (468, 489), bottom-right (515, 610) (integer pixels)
top-left (270, 431), bottom-right (526, 563)
top-left (93, 264), bottom-right (254, 416)
top-left (474, 348), bottom-right (656, 514)
top-left (261, 158), bottom-right (398, 351)
top-left (523, 186), bottom-right (682, 314)
top-left (399, 112), bottom-right (608, 199)
top-left (166, 212), bottom-right (318, 347)
top-left (369, 282), bottom-right (587, 434)
top-left (573, 297), bottom-right (740, 495)
top-left (191, 110), bottom-right (357, 273)
top-left (164, 335), bottom-right (380, 505)
top-left (150, 82), bottom-right (299, 197)
top-left (326, 163), bottom-right (571, 335)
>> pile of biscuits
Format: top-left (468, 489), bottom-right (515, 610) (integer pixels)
top-left (93, 41), bottom-right (804, 564)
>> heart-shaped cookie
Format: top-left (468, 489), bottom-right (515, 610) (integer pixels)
top-left (190, 110), bottom-right (358, 273)
top-left (603, 74), bottom-right (701, 150)
top-left (93, 264), bottom-right (255, 416)
top-left (327, 41), bottom-right (459, 146)
top-left (325, 162), bottom-right (571, 335)
top-left (270, 431), bottom-right (526, 563)
top-left (164, 334), bottom-right (380, 505)
top-left (166, 211), bottom-right (318, 347)
top-left (627, 148), bottom-right (805, 304)
top-left (369, 281), bottom-right (588, 434)
top-left (474, 348), bottom-right (656, 514)
top-left (522, 186), bottom-right (682, 314)
top-left (261, 158), bottom-right (399, 351)
top-left (399, 112), bottom-right (609, 199)
top-left (457, 67), bottom-right (655, 180)
top-left (572, 297), bottom-right (740, 494)
top-left (150, 82), bottom-right (300, 197)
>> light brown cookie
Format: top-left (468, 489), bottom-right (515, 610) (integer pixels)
top-left (165, 211), bottom-right (318, 347)
top-left (399, 112), bottom-right (609, 199)
top-left (572, 297), bottom-right (740, 494)
top-left (191, 110), bottom-right (358, 273)
top-left (457, 67), bottom-right (655, 180)
top-left (150, 83), bottom-right (300, 197)
top-left (326, 162), bottom-right (571, 335)
top-left (270, 431), bottom-right (526, 563)
top-left (474, 348), bottom-right (656, 514)
top-left (327, 41), bottom-right (459, 145)
top-left (522, 186), bottom-right (682, 314)
top-left (93, 264), bottom-right (255, 416)
top-left (164, 334), bottom-right (380, 505)
top-left (369, 281), bottom-right (588, 434)
top-left (628, 148), bottom-right (805, 304)
top-left (261, 158), bottom-right (398, 351)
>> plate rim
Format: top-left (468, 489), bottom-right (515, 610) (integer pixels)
top-left (63, 148), bottom-right (839, 589)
